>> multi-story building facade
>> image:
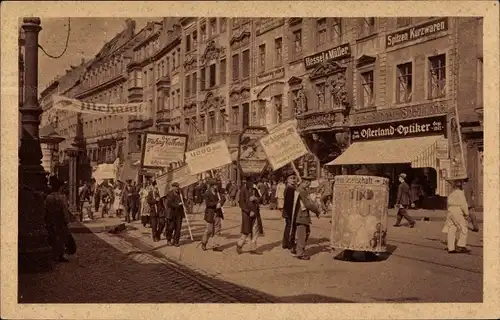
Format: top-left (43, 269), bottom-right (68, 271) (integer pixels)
top-left (40, 17), bottom-right (483, 203)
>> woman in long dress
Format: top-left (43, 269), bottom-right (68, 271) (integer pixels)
top-left (113, 182), bottom-right (124, 217)
top-left (442, 178), bottom-right (471, 254)
top-left (139, 181), bottom-right (151, 227)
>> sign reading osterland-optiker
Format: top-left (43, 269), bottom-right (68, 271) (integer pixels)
top-left (386, 18), bottom-right (448, 48)
top-left (351, 116), bottom-right (446, 142)
top-left (304, 43), bottom-right (351, 69)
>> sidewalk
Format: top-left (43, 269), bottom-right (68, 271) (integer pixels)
top-left (111, 205), bottom-right (483, 303)
top-left (69, 216), bottom-right (125, 233)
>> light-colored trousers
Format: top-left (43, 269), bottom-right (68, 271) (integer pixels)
top-left (442, 206), bottom-right (468, 251)
top-left (202, 216), bottom-right (222, 247)
top-left (237, 218), bottom-right (259, 250)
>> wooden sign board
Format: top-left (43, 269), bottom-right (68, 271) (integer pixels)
top-left (238, 126), bottom-right (269, 174)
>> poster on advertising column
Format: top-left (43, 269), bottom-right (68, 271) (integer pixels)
top-left (140, 132), bottom-right (188, 169)
top-left (259, 121), bottom-right (309, 170)
top-left (185, 140), bottom-right (232, 175)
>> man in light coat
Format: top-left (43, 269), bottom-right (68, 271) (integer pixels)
top-left (442, 178), bottom-right (471, 254)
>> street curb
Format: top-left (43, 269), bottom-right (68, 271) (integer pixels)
top-left (69, 221), bottom-right (126, 234)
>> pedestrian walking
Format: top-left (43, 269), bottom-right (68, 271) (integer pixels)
top-left (463, 179), bottom-right (480, 232)
top-left (442, 178), bottom-right (471, 254)
top-left (282, 173), bottom-right (298, 251)
top-left (236, 178), bottom-right (262, 255)
top-left (291, 176), bottom-right (321, 260)
top-left (201, 178), bottom-right (226, 252)
top-left (269, 181), bottom-right (278, 210)
top-left (148, 181), bottom-right (163, 242)
top-left (129, 181), bottom-right (140, 221)
top-left (139, 181), bottom-right (152, 227)
top-left (112, 182), bottom-right (125, 217)
top-left (276, 178), bottom-right (286, 211)
top-left (164, 182), bottom-right (184, 247)
top-left (93, 182), bottom-right (101, 214)
top-left (44, 176), bottom-right (72, 263)
top-left (393, 173), bottom-right (416, 228)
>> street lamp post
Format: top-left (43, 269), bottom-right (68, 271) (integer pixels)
top-left (18, 17), bottom-right (53, 273)
top-left (66, 112), bottom-right (84, 221)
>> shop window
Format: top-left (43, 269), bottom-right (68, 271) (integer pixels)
top-left (232, 105), bottom-right (240, 130)
top-left (316, 18), bottom-right (327, 46)
top-left (259, 44), bottom-right (266, 72)
top-left (275, 37), bottom-right (283, 66)
top-left (232, 54), bottom-right (239, 81)
top-left (210, 18), bottom-right (217, 37)
top-left (200, 67), bottom-right (206, 90)
top-left (396, 62), bottom-right (413, 103)
top-left (220, 18), bottom-right (227, 33)
top-left (209, 64), bottom-right (217, 87)
top-left (185, 74), bottom-right (191, 97)
top-left (361, 70), bottom-right (375, 108)
top-left (220, 59), bottom-right (226, 85)
top-left (359, 17), bottom-right (375, 37)
top-left (242, 50), bottom-right (250, 78)
top-left (397, 18), bottom-right (412, 28)
top-left (293, 29), bottom-right (302, 56)
top-left (242, 103), bottom-right (250, 128)
top-left (316, 82), bottom-right (326, 110)
top-left (185, 34), bottom-right (191, 52)
top-left (428, 54), bottom-right (446, 99)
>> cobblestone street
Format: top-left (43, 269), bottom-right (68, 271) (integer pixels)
top-left (18, 231), bottom-right (276, 303)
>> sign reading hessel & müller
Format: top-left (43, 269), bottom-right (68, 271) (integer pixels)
top-left (386, 18), bottom-right (448, 48)
top-left (304, 43), bottom-right (351, 69)
top-left (351, 116), bottom-right (446, 142)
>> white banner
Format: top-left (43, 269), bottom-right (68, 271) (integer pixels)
top-left (53, 95), bottom-right (147, 115)
top-left (141, 132), bottom-right (187, 168)
top-left (156, 165), bottom-right (198, 197)
top-left (185, 140), bottom-right (232, 175)
top-left (260, 121), bottom-right (308, 170)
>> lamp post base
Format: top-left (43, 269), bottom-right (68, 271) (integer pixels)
top-left (18, 183), bottom-right (53, 274)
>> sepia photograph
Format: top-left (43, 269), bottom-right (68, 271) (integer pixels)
top-left (1, 1), bottom-right (499, 319)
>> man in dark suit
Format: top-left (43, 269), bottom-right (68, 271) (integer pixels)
top-left (201, 178), bottom-right (226, 252)
top-left (282, 173), bottom-right (298, 250)
top-left (164, 182), bottom-right (185, 246)
top-left (394, 173), bottom-right (416, 228)
top-left (236, 177), bottom-right (262, 255)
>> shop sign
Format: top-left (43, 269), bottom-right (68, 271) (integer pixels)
top-left (256, 67), bottom-right (285, 85)
top-left (141, 132), bottom-right (188, 168)
top-left (352, 102), bottom-right (447, 125)
top-left (386, 18), bottom-right (448, 48)
top-left (304, 43), bottom-right (351, 70)
top-left (256, 18), bottom-right (285, 36)
top-left (436, 138), bottom-right (449, 159)
top-left (238, 126), bottom-right (269, 174)
top-left (351, 116), bottom-right (446, 142)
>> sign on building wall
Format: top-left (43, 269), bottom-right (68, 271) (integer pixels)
top-left (185, 140), bottom-right (232, 175)
top-left (259, 121), bottom-right (308, 170)
top-left (352, 102), bottom-right (447, 126)
top-left (386, 18), bottom-right (448, 48)
top-left (304, 43), bottom-right (351, 69)
top-left (238, 126), bottom-right (269, 174)
top-left (140, 132), bottom-right (188, 168)
top-left (351, 116), bottom-right (447, 142)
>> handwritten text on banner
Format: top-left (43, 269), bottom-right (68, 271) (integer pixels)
top-left (259, 123), bottom-right (309, 170)
top-left (142, 133), bottom-right (187, 168)
top-left (185, 140), bottom-right (232, 175)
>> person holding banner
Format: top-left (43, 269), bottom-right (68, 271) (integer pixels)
top-left (282, 173), bottom-right (298, 251)
top-left (236, 178), bottom-right (262, 255)
top-left (164, 182), bottom-right (185, 247)
top-left (201, 178), bottom-right (226, 252)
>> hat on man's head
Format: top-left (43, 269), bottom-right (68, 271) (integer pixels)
top-left (399, 173), bottom-right (407, 179)
top-left (171, 182), bottom-right (180, 187)
top-left (126, 179), bottom-right (132, 183)
top-left (206, 178), bottom-right (217, 185)
top-left (301, 175), bottom-right (314, 181)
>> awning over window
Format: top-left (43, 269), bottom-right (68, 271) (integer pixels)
top-left (325, 136), bottom-right (444, 168)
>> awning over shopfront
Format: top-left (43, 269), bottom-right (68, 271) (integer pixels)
top-left (325, 136), bottom-right (443, 168)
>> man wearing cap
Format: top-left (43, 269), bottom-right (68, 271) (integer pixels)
top-left (291, 176), bottom-right (321, 260)
top-left (201, 178), bottom-right (226, 252)
top-left (394, 173), bottom-right (416, 228)
top-left (164, 182), bottom-right (185, 247)
top-left (236, 177), bottom-right (262, 254)
top-left (282, 173), bottom-right (298, 250)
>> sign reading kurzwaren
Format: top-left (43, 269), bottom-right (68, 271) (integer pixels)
top-left (304, 43), bottom-right (351, 69)
top-left (386, 18), bottom-right (448, 48)
top-left (141, 132), bottom-right (188, 168)
top-left (351, 116), bottom-right (446, 142)
top-left (185, 140), bottom-right (232, 175)
top-left (260, 120), bottom-right (308, 170)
